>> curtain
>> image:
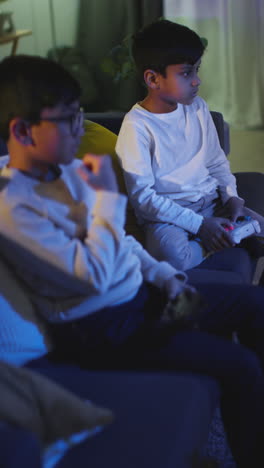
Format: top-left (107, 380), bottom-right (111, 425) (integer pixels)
top-left (164, 0), bottom-right (264, 129)
top-left (77, 0), bottom-right (163, 112)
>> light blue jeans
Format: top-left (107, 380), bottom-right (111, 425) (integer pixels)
top-left (145, 192), bottom-right (264, 271)
top-left (144, 192), bottom-right (222, 271)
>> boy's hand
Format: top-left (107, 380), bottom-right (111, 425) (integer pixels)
top-left (163, 275), bottom-right (189, 300)
top-left (221, 196), bottom-right (245, 222)
top-left (161, 284), bottom-right (205, 328)
top-left (77, 154), bottom-right (118, 193)
top-left (197, 217), bottom-right (235, 251)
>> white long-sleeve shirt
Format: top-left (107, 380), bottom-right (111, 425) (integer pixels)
top-left (116, 97), bottom-right (238, 235)
top-left (0, 158), bottom-right (183, 323)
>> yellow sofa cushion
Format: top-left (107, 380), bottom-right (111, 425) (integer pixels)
top-left (75, 119), bottom-right (144, 243)
top-left (75, 120), bottom-right (126, 193)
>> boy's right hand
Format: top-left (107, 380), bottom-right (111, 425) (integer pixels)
top-left (77, 154), bottom-right (119, 193)
top-left (197, 217), bottom-right (235, 252)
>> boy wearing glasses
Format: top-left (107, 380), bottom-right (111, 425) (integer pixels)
top-left (2, 55), bottom-right (264, 468)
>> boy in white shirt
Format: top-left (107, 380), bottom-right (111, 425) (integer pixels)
top-left (116, 19), bottom-right (264, 270)
top-left (2, 55), bottom-right (264, 468)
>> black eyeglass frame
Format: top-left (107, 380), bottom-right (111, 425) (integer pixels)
top-left (32, 108), bottom-right (84, 136)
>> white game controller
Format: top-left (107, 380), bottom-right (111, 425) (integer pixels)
top-left (225, 216), bottom-right (261, 244)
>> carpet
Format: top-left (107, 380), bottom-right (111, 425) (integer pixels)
top-left (206, 407), bottom-right (236, 468)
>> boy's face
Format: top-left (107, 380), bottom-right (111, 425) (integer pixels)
top-left (30, 100), bottom-right (84, 168)
top-left (150, 58), bottom-right (201, 110)
top-left (8, 100), bottom-right (84, 176)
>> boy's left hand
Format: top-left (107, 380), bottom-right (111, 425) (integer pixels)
top-left (221, 196), bottom-right (245, 222)
top-left (163, 275), bottom-right (195, 300)
top-left (77, 154), bottom-right (119, 193)
top-left (161, 283), bottom-right (205, 327)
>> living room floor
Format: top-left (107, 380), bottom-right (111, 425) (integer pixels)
top-left (229, 128), bottom-right (264, 173)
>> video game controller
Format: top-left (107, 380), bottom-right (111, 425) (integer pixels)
top-left (224, 216), bottom-right (261, 244)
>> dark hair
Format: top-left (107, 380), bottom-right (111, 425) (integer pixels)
top-left (0, 55), bottom-right (81, 142)
top-left (132, 19), bottom-right (205, 79)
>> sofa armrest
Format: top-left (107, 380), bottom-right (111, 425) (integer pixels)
top-left (235, 171), bottom-right (264, 216)
top-left (210, 111), bottom-right (230, 156)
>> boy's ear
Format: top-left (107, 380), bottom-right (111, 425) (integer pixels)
top-left (9, 118), bottom-right (34, 146)
top-left (143, 69), bottom-right (160, 89)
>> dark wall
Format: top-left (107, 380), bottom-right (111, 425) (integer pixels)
top-left (77, 0), bottom-right (163, 112)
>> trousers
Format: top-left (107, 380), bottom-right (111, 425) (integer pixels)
top-left (144, 192), bottom-right (219, 270)
top-left (51, 281), bottom-right (264, 468)
top-left (144, 192), bottom-right (264, 271)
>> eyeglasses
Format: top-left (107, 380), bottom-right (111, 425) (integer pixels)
top-left (36, 108), bottom-right (84, 136)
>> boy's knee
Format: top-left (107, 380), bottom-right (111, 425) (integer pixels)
top-left (168, 252), bottom-right (193, 271)
top-left (149, 242), bottom-right (190, 270)
top-left (146, 227), bottom-right (205, 270)
top-left (164, 243), bottom-right (204, 271)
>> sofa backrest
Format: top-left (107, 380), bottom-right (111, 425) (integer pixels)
top-left (0, 110), bottom-right (229, 157)
top-left (0, 138), bottom-right (7, 157)
top-left (84, 110), bottom-right (230, 156)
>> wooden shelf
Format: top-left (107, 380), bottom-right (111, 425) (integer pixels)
top-left (0, 29), bottom-right (32, 55)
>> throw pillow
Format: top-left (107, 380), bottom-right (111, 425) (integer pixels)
top-left (75, 119), bottom-right (145, 242)
top-left (76, 120), bottom-right (127, 193)
top-left (0, 360), bottom-right (114, 466)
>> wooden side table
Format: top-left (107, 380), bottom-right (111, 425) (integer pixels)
top-left (0, 29), bottom-right (32, 55)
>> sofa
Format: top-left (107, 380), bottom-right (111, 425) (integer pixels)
top-left (0, 352), bottom-right (220, 468)
top-left (0, 252), bottom-right (220, 468)
top-left (83, 110), bottom-right (264, 286)
top-left (0, 109), bottom-right (262, 467)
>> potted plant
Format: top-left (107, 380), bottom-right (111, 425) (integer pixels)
top-left (101, 35), bottom-right (135, 84)
top-left (0, 0), bottom-right (8, 10)
top-left (0, 0), bottom-right (15, 37)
